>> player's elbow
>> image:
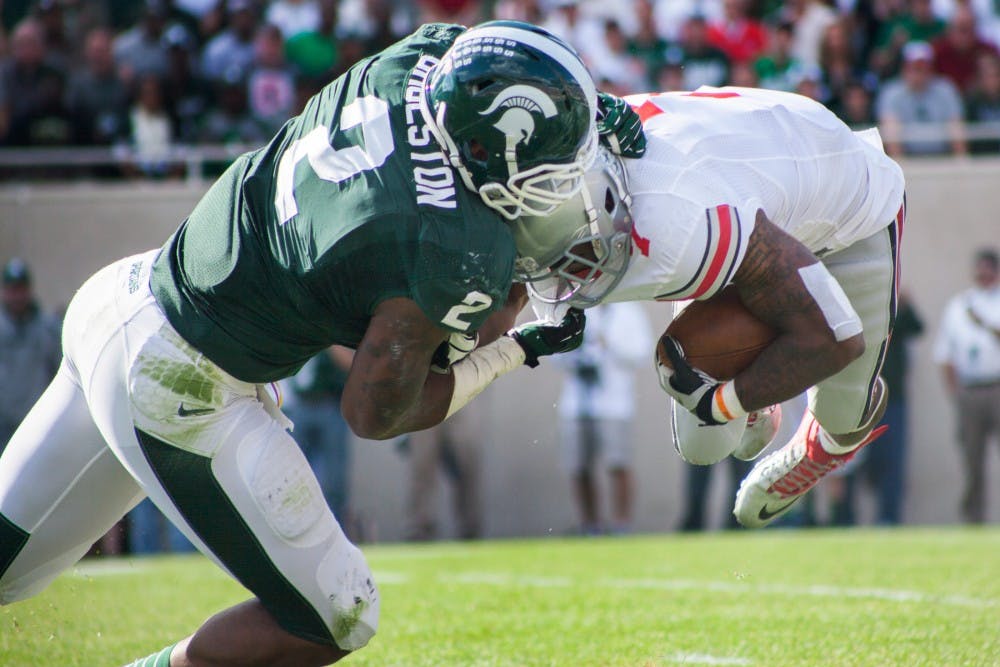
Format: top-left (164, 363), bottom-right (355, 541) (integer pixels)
top-left (343, 405), bottom-right (399, 441)
top-left (828, 332), bottom-right (866, 373)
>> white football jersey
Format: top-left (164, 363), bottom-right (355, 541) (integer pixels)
top-left (604, 86), bottom-right (906, 304)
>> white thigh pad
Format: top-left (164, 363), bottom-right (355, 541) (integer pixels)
top-left (239, 424), bottom-right (333, 546)
top-left (798, 262), bottom-right (862, 341)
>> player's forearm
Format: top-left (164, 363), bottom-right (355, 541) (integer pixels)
top-left (731, 211), bottom-right (864, 411)
top-left (732, 330), bottom-right (864, 411)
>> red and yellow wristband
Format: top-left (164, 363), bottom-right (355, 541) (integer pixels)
top-left (711, 381), bottom-right (748, 423)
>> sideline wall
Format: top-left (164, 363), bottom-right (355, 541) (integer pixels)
top-left (1, 159), bottom-right (997, 539)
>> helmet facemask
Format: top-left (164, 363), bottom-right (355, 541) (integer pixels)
top-left (420, 21), bottom-right (599, 220)
top-left (511, 148), bottom-right (634, 307)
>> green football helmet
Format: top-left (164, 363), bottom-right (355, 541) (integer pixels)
top-left (511, 146), bottom-right (633, 308)
top-left (421, 20), bottom-right (598, 220)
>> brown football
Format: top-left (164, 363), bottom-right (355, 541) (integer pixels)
top-left (656, 285), bottom-right (777, 380)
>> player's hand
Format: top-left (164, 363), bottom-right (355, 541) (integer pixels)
top-left (656, 335), bottom-right (726, 425)
top-left (430, 331), bottom-right (478, 374)
top-left (596, 91), bottom-right (646, 158)
top-left (508, 308), bottom-right (587, 368)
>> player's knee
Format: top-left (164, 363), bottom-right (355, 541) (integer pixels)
top-left (673, 405), bottom-right (743, 465)
top-left (318, 542), bottom-right (379, 651)
top-left (676, 441), bottom-right (731, 466)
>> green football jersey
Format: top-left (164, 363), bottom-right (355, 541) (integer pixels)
top-left (151, 24), bottom-right (516, 383)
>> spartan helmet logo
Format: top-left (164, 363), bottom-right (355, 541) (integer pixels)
top-left (480, 85), bottom-right (559, 148)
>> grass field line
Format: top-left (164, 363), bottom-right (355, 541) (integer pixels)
top-left (70, 559), bottom-right (155, 577)
top-left (445, 571), bottom-right (998, 608)
top-left (665, 653), bottom-right (752, 665)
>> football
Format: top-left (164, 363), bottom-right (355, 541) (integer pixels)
top-left (656, 285), bottom-right (776, 380)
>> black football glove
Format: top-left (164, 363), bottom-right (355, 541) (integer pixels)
top-left (596, 91), bottom-right (647, 158)
top-left (508, 308), bottom-right (587, 368)
top-left (430, 331), bottom-right (478, 374)
top-left (656, 335), bottom-right (725, 425)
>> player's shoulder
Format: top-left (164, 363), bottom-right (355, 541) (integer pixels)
top-left (371, 22), bottom-right (465, 66)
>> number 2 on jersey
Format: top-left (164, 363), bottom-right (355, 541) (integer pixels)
top-left (275, 96), bottom-right (394, 224)
top-left (442, 291), bottom-right (493, 332)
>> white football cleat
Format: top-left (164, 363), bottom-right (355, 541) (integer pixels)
top-left (733, 409), bottom-right (887, 528)
top-left (732, 404), bottom-right (781, 461)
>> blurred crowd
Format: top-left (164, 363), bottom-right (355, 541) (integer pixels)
top-left (2, 0), bottom-right (1000, 180)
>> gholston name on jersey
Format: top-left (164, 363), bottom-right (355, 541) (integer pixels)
top-left (405, 55), bottom-right (456, 210)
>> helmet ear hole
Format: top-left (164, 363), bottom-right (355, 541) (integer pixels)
top-left (604, 187), bottom-right (615, 213)
top-left (471, 79), bottom-right (495, 94)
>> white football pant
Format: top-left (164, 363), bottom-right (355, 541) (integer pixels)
top-left (0, 250), bottom-right (378, 650)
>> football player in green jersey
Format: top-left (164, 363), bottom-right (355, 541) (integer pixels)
top-left (0, 20), bottom-right (648, 667)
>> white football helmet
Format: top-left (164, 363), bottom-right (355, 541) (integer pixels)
top-left (510, 146), bottom-right (633, 308)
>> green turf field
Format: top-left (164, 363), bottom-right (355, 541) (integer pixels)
top-left (1, 527), bottom-right (997, 666)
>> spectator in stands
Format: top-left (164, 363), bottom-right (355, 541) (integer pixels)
top-left (33, 0), bottom-right (75, 71)
top-left (792, 61), bottom-right (829, 103)
top-left (872, 0), bottom-right (948, 79)
top-left (932, 3), bottom-right (1000, 94)
top-left (819, 14), bottom-right (875, 109)
top-left (120, 73), bottom-right (184, 179)
top-left (783, 0), bottom-right (838, 68)
top-left (933, 247), bottom-right (1000, 524)
top-left (540, 0), bottom-right (599, 66)
top-left (248, 23), bottom-right (296, 136)
top-left (0, 18), bottom-right (64, 144)
top-left (877, 40), bottom-right (967, 156)
top-left (653, 0), bottom-right (723, 43)
top-left (678, 457), bottom-right (754, 531)
top-left (493, 0), bottom-right (545, 25)
top-left (729, 58), bottom-right (760, 87)
top-left (965, 51), bottom-right (1000, 153)
top-left (552, 302), bottom-right (652, 536)
top-left (931, 0), bottom-right (1000, 53)
top-left (834, 77), bottom-right (879, 129)
top-left (0, 258), bottom-right (61, 452)
top-left (654, 58), bottom-right (687, 93)
top-left (67, 26), bottom-right (128, 147)
top-left (198, 65), bottom-right (267, 147)
top-left (405, 402), bottom-right (486, 541)
top-left (266, 0), bottom-right (321, 41)
top-left (283, 0), bottom-right (340, 79)
top-left (754, 20), bottom-right (801, 91)
top-left (707, 0), bottom-right (768, 65)
top-left (838, 292), bottom-right (923, 525)
top-left (283, 347), bottom-right (354, 528)
top-left (414, 0), bottom-right (484, 27)
top-left (626, 0), bottom-right (668, 84)
top-left (591, 19), bottom-right (649, 94)
top-left (112, 0), bottom-right (173, 84)
top-left (200, 0), bottom-right (258, 83)
top-left (128, 499), bottom-right (196, 555)
top-left (4, 38), bottom-right (72, 148)
top-left (666, 13), bottom-right (731, 90)
top-left (162, 23), bottom-right (209, 145)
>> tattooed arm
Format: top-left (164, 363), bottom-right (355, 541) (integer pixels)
top-left (340, 297), bottom-right (454, 440)
top-left (729, 210), bottom-right (865, 411)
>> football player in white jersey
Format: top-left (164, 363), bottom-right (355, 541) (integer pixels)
top-left (512, 86), bottom-right (906, 529)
